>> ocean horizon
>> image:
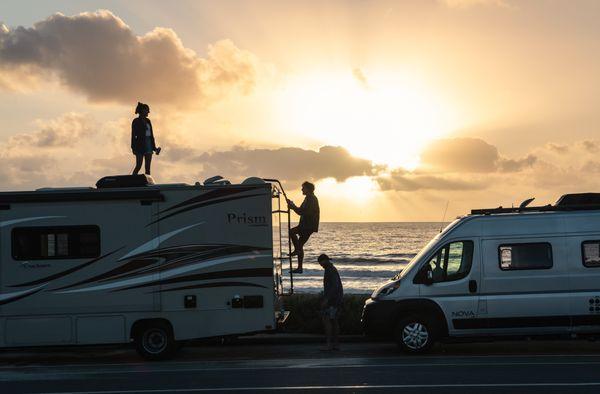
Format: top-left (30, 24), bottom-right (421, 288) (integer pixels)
top-left (275, 222), bottom-right (445, 294)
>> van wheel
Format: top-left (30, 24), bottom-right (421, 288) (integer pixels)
top-left (134, 322), bottom-right (178, 361)
top-left (395, 315), bottom-right (437, 353)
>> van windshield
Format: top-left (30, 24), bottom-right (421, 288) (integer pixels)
top-left (397, 237), bottom-right (439, 279)
top-left (396, 218), bottom-right (462, 279)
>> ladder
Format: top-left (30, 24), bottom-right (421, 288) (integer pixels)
top-left (263, 178), bottom-right (294, 296)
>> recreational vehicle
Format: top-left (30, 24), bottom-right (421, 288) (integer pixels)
top-left (363, 194), bottom-right (600, 352)
top-left (0, 175), bottom-right (293, 359)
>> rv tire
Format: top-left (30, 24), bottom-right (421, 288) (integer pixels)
top-left (134, 321), bottom-right (178, 361)
top-left (395, 314), bottom-right (438, 353)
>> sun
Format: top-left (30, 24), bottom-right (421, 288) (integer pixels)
top-left (275, 71), bottom-right (459, 169)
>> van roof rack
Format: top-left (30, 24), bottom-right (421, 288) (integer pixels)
top-left (471, 193), bottom-right (600, 215)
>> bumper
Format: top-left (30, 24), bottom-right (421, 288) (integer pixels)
top-left (361, 298), bottom-right (397, 338)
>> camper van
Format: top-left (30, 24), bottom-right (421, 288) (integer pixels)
top-left (362, 194), bottom-right (600, 352)
top-left (0, 175), bottom-right (293, 359)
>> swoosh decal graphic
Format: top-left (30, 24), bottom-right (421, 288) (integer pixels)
top-left (11, 248), bottom-right (122, 288)
top-left (52, 257), bottom-right (161, 291)
top-left (158, 187), bottom-right (259, 214)
top-left (147, 193), bottom-right (266, 225)
top-left (55, 252), bottom-right (271, 294)
top-left (0, 216), bottom-right (65, 228)
top-left (119, 267), bottom-right (273, 292)
top-left (0, 284), bottom-right (47, 305)
top-left (119, 222), bottom-right (205, 261)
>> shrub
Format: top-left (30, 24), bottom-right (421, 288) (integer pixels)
top-left (281, 293), bottom-right (370, 335)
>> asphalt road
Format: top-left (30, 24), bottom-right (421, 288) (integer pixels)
top-left (3, 339), bottom-right (600, 393)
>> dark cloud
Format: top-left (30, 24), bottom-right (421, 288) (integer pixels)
top-left (189, 145), bottom-right (379, 183)
top-left (498, 154), bottom-right (537, 172)
top-left (376, 169), bottom-right (486, 191)
top-left (0, 11), bottom-right (258, 107)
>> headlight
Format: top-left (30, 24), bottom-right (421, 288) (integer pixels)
top-left (371, 281), bottom-right (401, 299)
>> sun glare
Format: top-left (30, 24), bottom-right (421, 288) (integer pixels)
top-left (276, 71), bottom-right (458, 169)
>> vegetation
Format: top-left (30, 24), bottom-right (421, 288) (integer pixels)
top-left (281, 293), bottom-right (371, 335)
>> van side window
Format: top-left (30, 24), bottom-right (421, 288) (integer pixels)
top-left (12, 226), bottom-right (100, 260)
top-left (582, 241), bottom-right (600, 267)
top-left (425, 241), bottom-right (474, 283)
top-left (498, 243), bottom-right (552, 270)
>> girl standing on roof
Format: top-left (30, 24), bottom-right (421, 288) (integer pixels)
top-left (131, 102), bottom-right (161, 175)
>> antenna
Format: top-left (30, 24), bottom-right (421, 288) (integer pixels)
top-left (439, 200), bottom-right (449, 233)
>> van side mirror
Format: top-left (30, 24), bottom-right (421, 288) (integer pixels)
top-left (414, 266), bottom-right (434, 286)
top-left (425, 270), bottom-right (433, 285)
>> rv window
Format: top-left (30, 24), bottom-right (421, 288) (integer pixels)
top-left (422, 241), bottom-right (474, 283)
top-left (498, 243), bottom-right (552, 270)
top-left (582, 241), bottom-right (600, 267)
top-left (12, 226), bottom-right (100, 260)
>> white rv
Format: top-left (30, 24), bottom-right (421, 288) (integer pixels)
top-left (0, 175), bottom-right (293, 359)
top-left (363, 194), bottom-right (600, 352)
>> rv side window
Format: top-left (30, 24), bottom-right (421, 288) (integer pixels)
top-left (424, 241), bottom-right (474, 283)
top-left (498, 243), bottom-right (552, 270)
top-left (582, 241), bottom-right (600, 267)
top-left (12, 226), bottom-right (100, 260)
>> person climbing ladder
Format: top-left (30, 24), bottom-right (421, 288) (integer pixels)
top-left (286, 181), bottom-right (320, 274)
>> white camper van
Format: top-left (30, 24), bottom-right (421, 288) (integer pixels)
top-left (0, 175), bottom-right (293, 359)
top-left (362, 194), bottom-right (600, 352)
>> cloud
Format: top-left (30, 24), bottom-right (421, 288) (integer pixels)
top-left (439, 0), bottom-right (510, 8)
top-left (188, 145), bottom-right (379, 183)
top-left (419, 137), bottom-right (536, 173)
top-left (6, 112), bottom-right (94, 148)
top-left (0, 10), bottom-right (259, 107)
top-left (376, 169), bottom-right (486, 191)
top-left (580, 140), bottom-right (599, 153)
top-left (352, 68), bottom-right (369, 89)
top-left (497, 154), bottom-right (537, 172)
top-left (545, 142), bottom-right (569, 154)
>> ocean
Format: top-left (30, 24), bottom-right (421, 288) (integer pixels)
top-left (275, 222), bottom-right (444, 295)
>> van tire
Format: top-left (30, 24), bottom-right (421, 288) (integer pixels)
top-left (395, 314), bottom-right (437, 353)
top-left (134, 321), bottom-right (178, 361)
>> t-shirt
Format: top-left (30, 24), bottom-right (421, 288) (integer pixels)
top-left (297, 194), bottom-right (320, 233)
top-left (323, 263), bottom-right (343, 307)
top-left (145, 122), bottom-right (152, 137)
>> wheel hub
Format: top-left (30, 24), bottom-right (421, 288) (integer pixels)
top-left (402, 322), bottom-right (429, 350)
top-left (143, 329), bottom-right (167, 354)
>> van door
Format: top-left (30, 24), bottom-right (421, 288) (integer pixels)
top-left (416, 239), bottom-right (481, 336)
top-left (480, 237), bottom-right (570, 335)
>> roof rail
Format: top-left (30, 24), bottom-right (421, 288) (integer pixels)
top-left (471, 193), bottom-right (600, 215)
top-left (471, 204), bottom-right (600, 215)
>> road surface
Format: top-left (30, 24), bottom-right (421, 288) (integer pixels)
top-left (2, 339), bottom-right (600, 393)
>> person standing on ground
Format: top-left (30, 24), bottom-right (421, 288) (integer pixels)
top-left (131, 102), bottom-right (161, 175)
top-left (318, 253), bottom-right (343, 351)
top-left (286, 181), bottom-right (320, 274)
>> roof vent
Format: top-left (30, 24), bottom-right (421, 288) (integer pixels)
top-left (96, 174), bottom-right (155, 189)
top-left (203, 175), bottom-right (231, 186)
top-left (555, 193), bottom-right (600, 206)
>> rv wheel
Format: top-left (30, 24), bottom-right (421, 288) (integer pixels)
top-left (395, 315), bottom-right (437, 353)
top-left (134, 322), bottom-right (178, 361)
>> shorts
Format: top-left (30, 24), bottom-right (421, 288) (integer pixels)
top-left (321, 306), bottom-right (339, 320)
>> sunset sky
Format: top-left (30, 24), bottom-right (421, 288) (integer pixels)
top-left (1, 0), bottom-right (599, 221)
